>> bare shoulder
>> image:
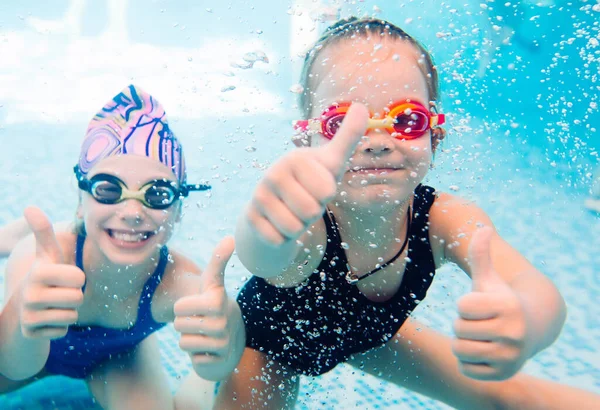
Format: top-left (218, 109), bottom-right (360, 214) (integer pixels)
top-left (265, 216), bottom-right (328, 288)
top-left (159, 249), bottom-right (202, 295)
top-left (429, 192), bottom-right (495, 231)
top-left (151, 248), bottom-right (203, 322)
top-left (428, 192), bottom-right (495, 265)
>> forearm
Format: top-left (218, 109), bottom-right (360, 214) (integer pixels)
top-left (235, 210), bottom-right (301, 278)
top-left (0, 292), bottom-right (50, 380)
top-left (510, 271), bottom-right (567, 355)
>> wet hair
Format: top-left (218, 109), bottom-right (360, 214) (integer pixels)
top-left (298, 16), bottom-right (445, 147)
top-left (299, 17), bottom-right (440, 116)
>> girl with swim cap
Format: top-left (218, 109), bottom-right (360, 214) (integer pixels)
top-left (0, 84), bottom-right (245, 410)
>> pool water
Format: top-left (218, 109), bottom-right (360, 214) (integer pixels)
top-left (0, 0), bottom-right (598, 408)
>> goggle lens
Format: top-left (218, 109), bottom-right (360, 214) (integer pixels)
top-left (390, 107), bottom-right (429, 138)
top-left (91, 180), bottom-right (122, 204)
top-left (144, 184), bottom-right (177, 208)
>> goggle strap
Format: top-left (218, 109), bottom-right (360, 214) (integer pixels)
top-left (180, 183), bottom-right (212, 197)
top-left (74, 165), bottom-right (85, 182)
top-left (77, 179), bottom-right (91, 192)
top-left (436, 113), bottom-right (446, 126)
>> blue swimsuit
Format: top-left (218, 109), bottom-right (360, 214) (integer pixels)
top-left (44, 234), bottom-right (168, 379)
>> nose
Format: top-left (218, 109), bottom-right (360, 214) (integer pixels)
top-left (360, 130), bottom-right (394, 155)
top-left (117, 199), bottom-right (146, 225)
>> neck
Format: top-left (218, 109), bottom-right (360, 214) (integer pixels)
top-left (81, 242), bottom-right (162, 300)
top-left (328, 196), bottom-right (412, 254)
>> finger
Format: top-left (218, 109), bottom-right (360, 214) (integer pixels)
top-left (179, 334), bottom-right (229, 355)
top-left (316, 103), bottom-right (369, 178)
top-left (458, 362), bottom-right (504, 381)
top-left (34, 265), bottom-right (86, 289)
top-left (24, 206), bottom-right (64, 264)
top-left (174, 293), bottom-right (226, 317)
top-left (190, 353), bottom-right (224, 367)
top-left (24, 288), bottom-right (84, 310)
top-left (271, 178), bottom-right (324, 224)
top-left (456, 292), bottom-right (501, 320)
top-left (197, 236), bottom-right (235, 291)
top-left (22, 308), bottom-right (78, 328)
top-left (452, 338), bottom-right (498, 364)
top-left (246, 206), bottom-right (287, 246)
top-left (174, 316), bottom-right (227, 338)
top-left (253, 188), bottom-right (306, 240)
top-left (24, 326), bottom-right (69, 340)
top-left (290, 158), bottom-right (338, 207)
top-left (468, 226), bottom-right (499, 292)
top-left (453, 318), bottom-right (500, 341)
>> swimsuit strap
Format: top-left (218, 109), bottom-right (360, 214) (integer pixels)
top-left (345, 206), bottom-right (412, 285)
top-left (136, 246), bottom-right (169, 321)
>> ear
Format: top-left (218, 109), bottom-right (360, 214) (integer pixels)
top-left (292, 133), bottom-right (311, 148)
top-left (431, 127), bottom-right (446, 154)
top-left (76, 195), bottom-right (84, 219)
top-left (175, 200), bottom-right (184, 223)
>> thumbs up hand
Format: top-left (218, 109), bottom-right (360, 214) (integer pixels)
top-left (452, 226), bottom-right (534, 381)
top-left (174, 237), bottom-right (240, 377)
top-left (246, 103), bottom-right (369, 246)
top-left (19, 207), bottom-right (85, 339)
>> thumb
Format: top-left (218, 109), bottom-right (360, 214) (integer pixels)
top-left (316, 103), bottom-right (369, 179)
top-left (198, 236), bottom-right (235, 291)
top-left (23, 206), bottom-right (64, 264)
top-left (468, 226), bottom-right (501, 292)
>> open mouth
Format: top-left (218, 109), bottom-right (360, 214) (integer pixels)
top-left (107, 229), bottom-right (156, 243)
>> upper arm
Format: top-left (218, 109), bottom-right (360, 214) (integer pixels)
top-left (152, 250), bottom-right (204, 323)
top-left (0, 217), bottom-right (31, 258)
top-left (429, 192), bottom-right (536, 283)
top-left (214, 347), bottom-right (299, 410)
top-left (87, 335), bottom-right (174, 410)
top-left (5, 233), bottom-right (39, 299)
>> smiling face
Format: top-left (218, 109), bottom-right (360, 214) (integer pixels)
top-left (308, 36), bottom-right (434, 210)
top-left (78, 155), bottom-right (182, 266)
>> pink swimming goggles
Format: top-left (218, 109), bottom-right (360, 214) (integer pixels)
top-left (294, 100), bottom-right (445, 140)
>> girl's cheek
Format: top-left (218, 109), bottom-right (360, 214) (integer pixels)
top-left (153, 210), bottom-right (178, 228)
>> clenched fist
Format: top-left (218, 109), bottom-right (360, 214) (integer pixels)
top-left (246, 103), bottom-right (369, 246)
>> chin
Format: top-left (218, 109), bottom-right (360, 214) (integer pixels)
top-left (336, 184), bottom-right (410, 211)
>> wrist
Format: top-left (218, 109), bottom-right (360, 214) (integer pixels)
top-left (0, 293), bottom-right (50, 380)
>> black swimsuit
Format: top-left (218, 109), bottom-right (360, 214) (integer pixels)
top-left (237, 184), bottom-right (438, 376)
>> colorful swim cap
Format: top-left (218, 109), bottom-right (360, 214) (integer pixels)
top-left (77, 84), bottom-right (186, 183)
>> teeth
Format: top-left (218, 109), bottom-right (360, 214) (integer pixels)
top-left (110, 231), bottom-right (149, 243)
